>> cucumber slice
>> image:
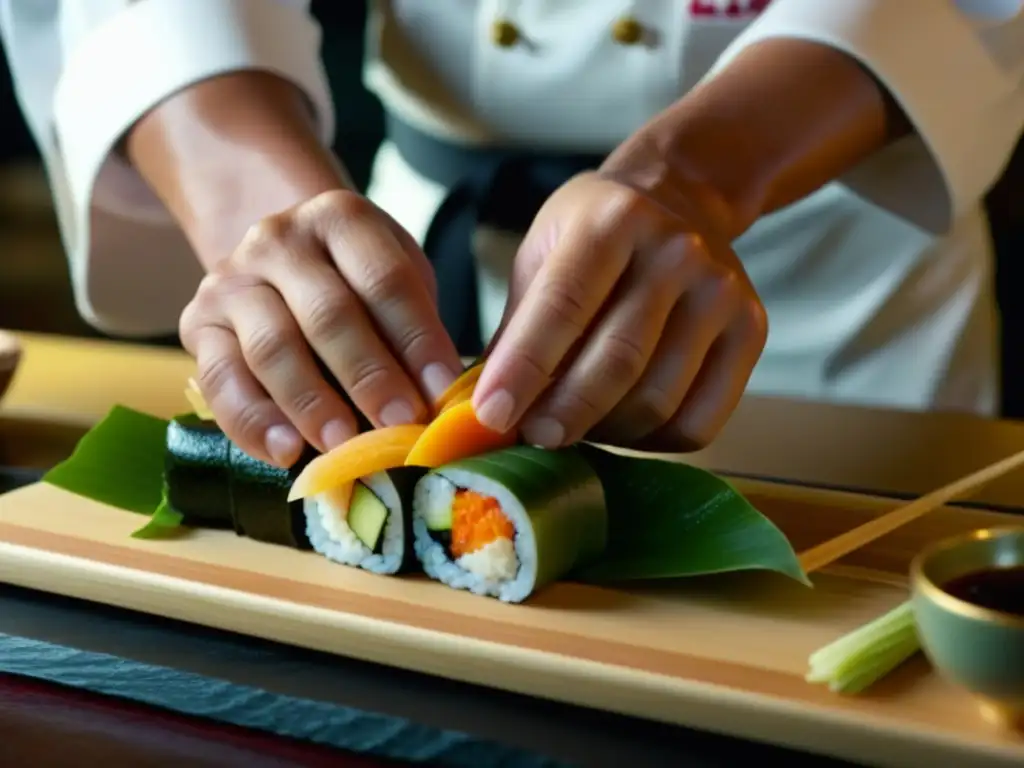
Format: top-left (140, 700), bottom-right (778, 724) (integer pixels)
top-left (421, 481), bottom-right (455, 532)
top-left (349, 482), bottom-right (389, 552)
top-left (424, 504), bottom-right (452, 531)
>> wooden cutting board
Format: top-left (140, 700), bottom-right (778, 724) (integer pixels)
top-left (0, 476), bottom-right (1022, 768)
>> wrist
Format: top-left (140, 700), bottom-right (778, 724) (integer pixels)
top-left (600, 38), bottom-right (897, 244)
top-left (125, 71), bottom-right (353, 269)
top-left (598, 126), bottom-right (752, 244)
top-left (186, 146), bottom-right (352, 269)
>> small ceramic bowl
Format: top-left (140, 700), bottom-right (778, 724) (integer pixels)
top-left (911, 527), bottom-right (1024, 730)
top-left (0, 331), bottom-right (20, 403)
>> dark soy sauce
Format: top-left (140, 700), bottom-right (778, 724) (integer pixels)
top-left (942, 566), bottom-right (1024, 617)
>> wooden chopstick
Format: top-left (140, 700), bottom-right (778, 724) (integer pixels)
top-left (797, 446), bottom-right (1024, 574)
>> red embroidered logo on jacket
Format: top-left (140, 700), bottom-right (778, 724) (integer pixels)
top-left (691, 0), bottom-right (771, 17)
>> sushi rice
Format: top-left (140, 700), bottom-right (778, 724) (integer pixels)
top-left (412, 469), bottom-right (539, 603)
top-left (304, 471), bottom-right (407, 574)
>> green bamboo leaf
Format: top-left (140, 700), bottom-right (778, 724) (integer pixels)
top-left (130, 492), bottom-right (186, 539)
top-left (43, 405), bottom-right (169, 515)
top-left (574, 444), bottom-right (809, 586)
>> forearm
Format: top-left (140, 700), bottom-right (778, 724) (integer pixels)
top-left (601, 38), bottom-right (910, 242)
top-left (125, 70), bottom-right (351, 270)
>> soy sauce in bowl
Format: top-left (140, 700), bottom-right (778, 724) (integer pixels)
top-left (942, 566), bottom-right (1024, 618)
top-left (911, 529), bottom-right (1024, 730)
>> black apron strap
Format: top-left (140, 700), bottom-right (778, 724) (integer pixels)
top-left (385, 114), bottom-right (605, 355)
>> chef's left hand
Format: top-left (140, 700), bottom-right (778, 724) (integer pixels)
top-left (471, 171), bottom-right (768, 452)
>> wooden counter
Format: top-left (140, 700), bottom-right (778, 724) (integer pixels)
top-left (3, 331), bottom-right (1024, 507)
top-left (2, 332), bottom-right (195, 424)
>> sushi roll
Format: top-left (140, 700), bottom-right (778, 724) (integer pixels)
top-left (412, 446), bottom-right (608, 602)
top-left (164, 413), bottom-right (234, 530)
top-left (304, 467), bottom-right (422, 574)
top-left (163, 414), bottom-right (317, 549)
top-left (228, 440), bottom-right (317, 549)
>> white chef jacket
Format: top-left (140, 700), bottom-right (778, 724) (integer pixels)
top-left (2, 0), bottom-right (1024, 417)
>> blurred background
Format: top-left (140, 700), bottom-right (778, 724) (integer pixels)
top-left (0, 2), bottom-right (1022, 418)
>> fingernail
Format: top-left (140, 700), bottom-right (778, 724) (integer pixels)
top-left (422, 362), bottom-right (457, 400)
top-left (521, 417), bottom-right (565, 448)
top-left (476, 389), bottom-right (516, 433)
top-left (320, 418), bottom-right (355, 450)
top-left (265, 424), bottom-right (303, 466)
top-left (380, 398), bottom-right (416, 426)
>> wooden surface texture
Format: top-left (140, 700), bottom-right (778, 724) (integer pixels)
top-left (0, 477), bottom-right (1022, 768)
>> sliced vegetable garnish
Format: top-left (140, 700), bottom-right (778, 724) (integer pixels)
top-left (806, 600), bottom-right (920, 694)
top-left (405, 399), bottom-right (517, 468)
top-left (288, 424), bottom-right (428, 502)
top-left (434, 362), bottom-right (484, 414)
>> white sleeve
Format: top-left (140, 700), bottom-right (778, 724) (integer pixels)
top-left (707, 0), bottom-right (1024, 235)
top-left (0, 0), bottom-right (336, 337)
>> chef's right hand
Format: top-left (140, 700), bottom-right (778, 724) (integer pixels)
top-left (178, 190), bottom-right (463, 468)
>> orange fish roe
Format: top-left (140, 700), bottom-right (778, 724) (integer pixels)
top-left (450, 489), bottom-right (515, 559)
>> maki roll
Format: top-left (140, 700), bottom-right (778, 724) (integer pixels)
top-left (287, 424), bottom-right (434, 574)
top-left (303, 467), bottom-right (422, 574)
top-left (228, 440), bottom-right (317, 549)
top-left (163, 414), bottom-right (316, 549)
top-left (164, 413), bottom-right (234, 530)
top-left (412, 446), bottom-right (608, 602)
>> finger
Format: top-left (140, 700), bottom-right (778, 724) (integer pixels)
top-left (591, 268), bottom-right (737, 446)
top-left (484, 218), bottom-right (558, 354)
top-left (257, 251), bottom-right (435, 429)
top-left (220, 281), bottom-right (362, 452)
top-left (186, 323), bottom-right (306, 468)
top-left (302, 192), bottom-right (462, 402)
top-left (380, 209), bottom-right (440, 306)
top-left (639, 299), bottom-right (767, 453)
top-left (472, 213), bottom-right (635, 433)
top-left (518, 237), bottom-right (693, 447)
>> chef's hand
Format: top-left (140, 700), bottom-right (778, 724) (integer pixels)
top-left (179, 190), bottom-right (462, 467)
top-left (472, 172), bottom-right (768, 452)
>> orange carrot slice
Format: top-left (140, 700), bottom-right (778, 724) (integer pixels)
top-left (439, 383), bottom-right (473, 415)
top-left (288, 424), bottom-right (427, 501)
top-left (451, 489), bottom-right (514, 558)
top-left (405, 399), bottom-right (517, 468)
top-left (434, 363), bottom-right (484, 414)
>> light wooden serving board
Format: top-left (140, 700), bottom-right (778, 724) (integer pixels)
top-left (1, 478), bottom-right (1023, 767)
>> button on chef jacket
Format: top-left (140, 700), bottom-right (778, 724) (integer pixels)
top-left (2, 0), bottom-right (1024, 417)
